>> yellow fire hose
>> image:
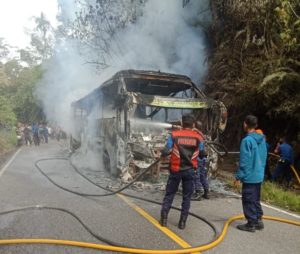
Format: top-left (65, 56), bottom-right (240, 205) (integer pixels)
top-left (268, 152), bottom-right (300, 185)
top-left (1, 155), bottom-right (298, 252)
top-left (0, 215), bottom-right (299, 253)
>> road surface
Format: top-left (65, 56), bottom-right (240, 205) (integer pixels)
top-left (0, 141), bottom-right (299, 253)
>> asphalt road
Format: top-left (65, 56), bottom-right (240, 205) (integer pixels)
top-left (0, 141), bottom-right (299, 254)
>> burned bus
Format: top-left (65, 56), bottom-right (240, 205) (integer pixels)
top-left (71, 70), bottom-right (227, 180)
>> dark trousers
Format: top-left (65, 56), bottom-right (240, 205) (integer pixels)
top-left (265, 158), bottom-right (272, 180)
top-left (33, 133), bottom-right (40, 146)
top-left (272, 160), bottom-right (292, 183)
top-left (24, 134), bottom-right (32, 145)
top-left (242, 183), bottom-right (263, 225)
top-left (161, 169), bottom-right (194, 218)
top-left (194, 162), bottom-right (209, 191)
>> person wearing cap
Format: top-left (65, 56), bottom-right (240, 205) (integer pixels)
top-left (235, 115), bottom-right (267, 232)
top-left (160, 114), bottom-right (203, 229)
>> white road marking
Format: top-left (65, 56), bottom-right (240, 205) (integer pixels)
top-left (261, 202), bottom-right (300, 219)
top-left (0, 148), bottom-right (22, 178)
top-left (1, 147), bottom-right (299, 221)
top-left (229, 192), bottom-right (300, 219)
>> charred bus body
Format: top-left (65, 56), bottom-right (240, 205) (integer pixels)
top-left (71, 70), bottom-right (227, 180)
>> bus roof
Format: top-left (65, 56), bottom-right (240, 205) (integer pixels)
top-left (72, 70), bottom-right (203, 109)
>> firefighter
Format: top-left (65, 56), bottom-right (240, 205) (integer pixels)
top-left (271, 137), bottom-right (294, 187)
top-left (193, 121), bottom-right (209, 200)
top-left (160, 114), bottom-right (203, 229)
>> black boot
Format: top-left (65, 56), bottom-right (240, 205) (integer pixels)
top-left (202, 188), bottom-right (209, 199)
top-left (178, 215), bottom-right (187, 230)
top-left (160, 212), bottom-right (168, 227)
top-left (254, 219), bottom-right (264, 230)
top-left (236, 222), bottom-right (255, 232)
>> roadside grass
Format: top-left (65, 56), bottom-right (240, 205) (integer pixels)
top-left (261, 181), bottom-right (300, 213)
top-left (0, 129), bottom-right (17, 154)
top-left (225, 179), bottom-right (300, 213)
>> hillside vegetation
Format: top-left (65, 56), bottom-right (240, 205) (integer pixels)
top-left (206, 0), bottom-right (300, 149)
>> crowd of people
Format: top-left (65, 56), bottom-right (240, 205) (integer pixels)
top-left (15, 123), bottom-right (66, 146)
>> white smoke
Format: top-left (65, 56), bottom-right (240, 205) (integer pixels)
top-left (109, 0), bottom-right (210, 80)
top-left (37, 40), bottom-right (100, 133)
top-left (37, 0), bottom-right (211, 133)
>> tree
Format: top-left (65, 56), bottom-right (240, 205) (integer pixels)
top-left (3, 59), bottom-right (23, 83)
top-left (206, 0), bottom-right (300, 146)
top-left (29, 12), bottom-right (54, 60)
top-left (0, 42), bottom-right (45, 125)
top-left (10, 65), bottom-right (44, 123)
top-left (56, 0), bottom-right (146, 69)
top-left (0, 39), bottom-right (12, 88)
top-left (0, 96), bottom-right (16, 129)
top-left (0, 38), bottom-right (10, 61)
top-left (18, 48), bottom-right (40, 66)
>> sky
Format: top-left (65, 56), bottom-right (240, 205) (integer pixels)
top-left (0, 0), bottom-right (58, 48)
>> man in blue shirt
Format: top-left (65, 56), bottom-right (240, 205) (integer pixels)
top-left (235, 115), bottom-right (267, 232)
top-left (271, 137), bottom-right (294, 186)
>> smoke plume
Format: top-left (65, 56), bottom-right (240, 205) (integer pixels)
top-left (37, 0), bottom-right (211, 133)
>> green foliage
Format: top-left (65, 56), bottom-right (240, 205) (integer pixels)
top-left (2, 59), bottom-right (23, 83)
top-left (274, 1), bottom-right (299, 51)
top-left (0, 50), bottom-right (44, 125)
top-left (261, 181), bottom-right (300, 213)
top-left (29, 12), bottom-right (54, 60)
top-left (10, 65), bottom-right (44, 123)
top-left (0, 15), bottom-right (53, 153)
top-left (0, 96), bottom-right (16, 128)
top-left (0, 64), bottom-right (10, 87)
top-left (0, 129), bottom-right (17, 153)
top-left (227, 180), bottom-right (300, 213)
top-left (0, 38), bottom-right (10, 60)
top-left (207, 0), bottom-right (300, 144)
top-left (18, 48), bottom-right (40, 66)
top-left (258, 70), bottom-right (300, 117)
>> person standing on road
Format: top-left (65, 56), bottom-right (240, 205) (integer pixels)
top-left (271, 137), bottom-right (294, 187)
top-left (192, 121), bottom-right (209, 200)
top-left (160, 114), bottom-right (203, 230)
top-left (32, 123), bottom-right (40, 146)
top-left (235, 115), bottom-right (267, 232)
top-left (24, 124), bottom-right (32, 146)
top-left (38, 124), bottom-right (44, 143)
top-left (43, 125), bottom-right (49, 143)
